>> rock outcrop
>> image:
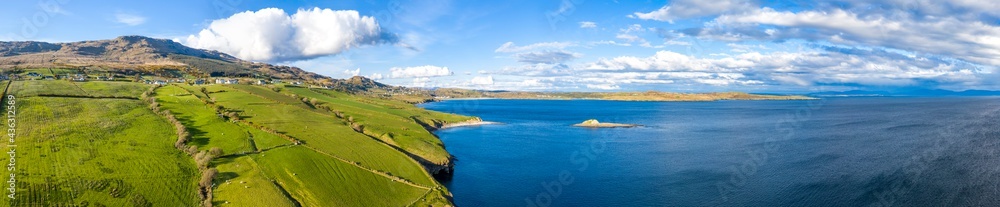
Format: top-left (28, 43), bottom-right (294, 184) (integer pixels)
top-left (573, 119), bottom-right (638, 128)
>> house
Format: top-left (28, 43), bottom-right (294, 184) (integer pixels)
top-left (43, 76), bottom-right (55, 80)
top-left (144, 80), bottom-right (153, 84)
top-left (194, 79), bottom-right (205, 85)
top-left (26, 72), bottom-right (40, 77)
top-left (154, 80), bottom-right (167, 85)
top-left (292, 81), bottom-right (303, 85)
top-left (215, 78), bottom-right (239, 84)
top-left (256, 79), bottom-right (267, 85)
top-left (72, 74), bottom-right (87, 82)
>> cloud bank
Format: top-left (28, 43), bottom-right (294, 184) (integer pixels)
top-left (389, 65), bottom-right (453, 78)
top-left (183, 8), bottom-right (396, 62)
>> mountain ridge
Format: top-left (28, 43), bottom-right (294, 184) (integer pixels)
top-left (0, 35), bottom-right (325, 80)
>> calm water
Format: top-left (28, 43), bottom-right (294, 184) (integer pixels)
top-left (420, 97), bottom-right (1000, 207)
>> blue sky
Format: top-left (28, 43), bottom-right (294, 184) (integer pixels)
top-left (2, 0), bottom-right (999, 93)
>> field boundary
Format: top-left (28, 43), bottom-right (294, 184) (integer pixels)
top-left (35, 94), bottom-right (140, 100)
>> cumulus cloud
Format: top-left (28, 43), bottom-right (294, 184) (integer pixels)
top-left (579, 21), bottom-right (597, 28)
top-left (343, 68), bottom-right (360, 77)
top-left (515, 50), bottom-right (581, 64)
top-left (183, 8), bottom-right (396, 62)
top-left (470, 76), bottom-right (494, 85)
top-left (695, 6), bottom-right (1000, 66)
top-left (495, 41), bottom-right (575, 53)
top-left (389, 65), bottom-right (453, 78)
top-left (369, 73), bottom-right (384, 80)
top-left (632, 0), bottom-right (754, 22)
top-left (581, 48), bottom-right (989, 87)
top-left (114, 12), bottom-right (146, 26)
top-left (586, 84), bottom-right (620, 90)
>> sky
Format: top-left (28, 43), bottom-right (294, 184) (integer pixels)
top-left (2, 0), bottom-right (999, 93)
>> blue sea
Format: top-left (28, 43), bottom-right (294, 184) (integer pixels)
top-left (420, 97), bottom-right (1000, 207)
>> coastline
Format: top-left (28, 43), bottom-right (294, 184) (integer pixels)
top-left (439, 119), bottom-right (500, 129)
top-left (432, 96), bottom-right (817, 102)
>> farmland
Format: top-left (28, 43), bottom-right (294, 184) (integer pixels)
top-left (2, 79), bottom-right (470, 206)
top-left (4, 85), bottom-right (200, 206)
top-left (208, 85), bottom-right (440, 187)
top-left (282, 86), bottom-right (469, 165)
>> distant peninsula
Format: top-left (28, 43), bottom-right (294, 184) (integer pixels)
top-left (427, 90), bottom-right (815, 102)
top-left (573, 119), bottom-right (638, 128)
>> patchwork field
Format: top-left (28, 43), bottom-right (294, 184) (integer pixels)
top-left (209, 85), bottom-right (439, 187)
top-left (4, 95), bottom-right (200, 206)
top-left (282, 87), bottom-right (470, 165)
top-left (3, 80), bottom-right (467, 206)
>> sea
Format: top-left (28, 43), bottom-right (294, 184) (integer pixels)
top-left (420, 97), bottom-right (1000, 207)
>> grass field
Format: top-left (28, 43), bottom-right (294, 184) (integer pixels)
top-left (7, 80), bottom-right (149, 98)
top-left (4, 81), bottom-right (466, 206)
top-left (4, 96), bottom-right (200, 206)
top-left (283, 87), bottom-right (462, 165)
top-left (211, 156), bottom-right (297, 207)
top-left (253, 146), bottom-right (429, 207)
top-left (8, 80), bottom-right (89, 97)
top-left (78, 81), bottom-right (149, 98)
top-left (154, 85), bottom-right (254, 154)
top-left (210, 86), bottom-right (439, 186)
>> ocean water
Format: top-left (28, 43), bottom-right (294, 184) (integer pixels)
top-left (420, 97), bottom-right (1000, 207)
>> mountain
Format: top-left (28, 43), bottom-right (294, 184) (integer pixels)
top-left (0, 35), bottom-right (325, 80)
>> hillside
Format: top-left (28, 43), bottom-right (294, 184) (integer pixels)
top-left (1, 79), bottom-right (472, 206)
top-left (0, 36), bottom-right (325, 80)
top-left (0, 36), bottom-right (474, 207)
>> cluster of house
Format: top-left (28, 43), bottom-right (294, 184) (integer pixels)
top-left (143, 79), bottom-right (185, 85)
top-left (16, 72), bottom-right (112, 81)
top-left (140, 78), bottom-right (302, 86)
top-left (6, 71), bottom-right (315, 88)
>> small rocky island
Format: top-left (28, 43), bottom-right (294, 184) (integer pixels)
top-left (573, 119), bottom-right (638, 128)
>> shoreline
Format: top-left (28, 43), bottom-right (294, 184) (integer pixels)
top-left (439, 120), bottom-right (500, 129)
top-left (432, 97), bottom-right (817, 102)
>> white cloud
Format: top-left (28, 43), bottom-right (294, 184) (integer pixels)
top-left (515, 50), bottom-right (581, 64)
top-left (470, 76), bottom-right (494, 85)
top-left (579, 21), bottom-right (597, 28)
top-left (632, 0), bottom-right (754, 22)
top-left (495, 41), bottom-right (576, 53)
top-left (586, 84), bottom-right (620, 90)
top-left (114, 12), bottom-right (146, 26)
top-left (700, 7), bottom-right (1000, 65)
top-left (343, 68), bottom-right (361, 77)
top-left (183, 8), bottom-right (394, 62)
top-left (580, 48), bottom-right (989, 88)
top-left (389, 65), bottom-right (453, 78)
top-left (369, 73), bottom-right (384, 80)
top-left (589, 40), bottom-right (631, 47)
top-left (412, 77), bottom-right (431, 87)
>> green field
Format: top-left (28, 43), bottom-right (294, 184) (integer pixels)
top-left (209, 85), bottom-right (439, 187)
top-left (5, 96), bottom-right (200, 206)
top-left (282, 87), bottom-right (469, 165)
top-left (211, 156), bottom-right (297, 207)
top-left (7, 80), bottom-right (149, 98)
top-left (4, 80), bottom-right (466, 206)
top-left (254, 147), bottom-right (429, 206)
